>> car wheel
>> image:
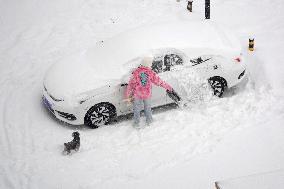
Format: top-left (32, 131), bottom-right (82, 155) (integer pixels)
top-left (208, 76), bottom-right (227, 97)
top-left (84, 103), bottom-right (116, 129)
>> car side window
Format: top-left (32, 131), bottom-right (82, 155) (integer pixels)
top-left (163, 54), bottom-right (183, 72)
top-left (151, 53), bottom-right (183, 73)
top-left (151, 56), bottom-right (163, 74)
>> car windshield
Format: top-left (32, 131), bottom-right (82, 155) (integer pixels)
top-left (85, 40), bottom-right (149, 81)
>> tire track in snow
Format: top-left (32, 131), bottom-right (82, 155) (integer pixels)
top-left (0, 90), bottom-right (13, 158)
top-left (0, 63), bottom-right (41, 189)
top-left (0, 167), bottom-right (17, 189)
top-left (1, 94), bottom-right (41, 188)
top-left (0, 89), bottom-right (20, 189)
top-left (0, 13), bottom-right (75, 187)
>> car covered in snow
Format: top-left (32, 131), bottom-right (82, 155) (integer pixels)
top-left (42, 20), bottom-right (247, 128)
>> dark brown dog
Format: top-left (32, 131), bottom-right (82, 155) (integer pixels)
top-left (63, 132), bottom-right (80, 155)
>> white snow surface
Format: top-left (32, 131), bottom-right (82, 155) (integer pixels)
top-left (0, 0), bottom-right (284, 189)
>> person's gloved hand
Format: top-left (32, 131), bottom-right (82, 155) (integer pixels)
top-left (166, 87), bottom-right (173, 93)
top-left (166, 88), bottom-right (181, 103)
top-left (123, 97), bottom-right (133, 106)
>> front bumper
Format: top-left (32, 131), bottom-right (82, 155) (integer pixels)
top-left (42, 89), bottom-right (83, 125)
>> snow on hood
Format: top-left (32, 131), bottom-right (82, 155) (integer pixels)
top-left (43, 51), bottom-right (122, 100)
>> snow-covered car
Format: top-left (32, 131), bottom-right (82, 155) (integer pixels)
top-left (42, 20), bottom-right (247, 128)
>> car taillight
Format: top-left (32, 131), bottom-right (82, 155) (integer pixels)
top-left (234, 57), bottom-right (241, 63)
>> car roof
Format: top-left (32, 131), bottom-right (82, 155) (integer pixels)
top-left (86, 20), bottom-right (241, 72)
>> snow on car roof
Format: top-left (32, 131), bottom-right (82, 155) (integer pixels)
top-left (86, 20), bottom-right (241, 78)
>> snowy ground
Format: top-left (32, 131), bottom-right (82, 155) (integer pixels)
top-left (0, 0), bottom-right (284, 188)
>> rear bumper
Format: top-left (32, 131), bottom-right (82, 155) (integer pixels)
top-left (227, 69), bottom-right (246, 88)
top-left (226, 64), bottom-right (248, 88)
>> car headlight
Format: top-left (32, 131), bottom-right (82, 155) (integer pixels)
top-left (43, 85), bottom-right (64, 102)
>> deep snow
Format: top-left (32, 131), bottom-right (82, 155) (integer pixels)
top-left (0, 0), bottom-right (284, 189)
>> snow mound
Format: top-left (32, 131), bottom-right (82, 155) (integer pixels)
top-left (217, 170), bottom-right (284, 189)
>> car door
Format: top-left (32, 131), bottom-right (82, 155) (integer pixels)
top-left (150, 56), bottom-right (168, 107)
top-left (117, 83), bottom-right (133, 115)
top-left (159, 53), bottom-right (185, 104)
top-left (151, 52), bottom-right (188, 106)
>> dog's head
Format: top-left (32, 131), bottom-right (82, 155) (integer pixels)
top-left (72, 131), bottom-right (80, 138)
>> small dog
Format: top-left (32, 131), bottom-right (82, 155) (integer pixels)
top-left (63, 131), bottom-right (80, 155)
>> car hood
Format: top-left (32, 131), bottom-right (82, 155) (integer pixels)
top-left (43, 51), bottom-right (122, 101)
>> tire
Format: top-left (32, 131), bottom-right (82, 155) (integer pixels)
top-left (84, 103), bottom-right (116, 129)
top-left (208, 76), bottom-right (227, 97)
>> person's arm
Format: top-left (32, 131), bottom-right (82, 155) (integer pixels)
top-left (125, 75), bottom-right (136, 99)
top-left (150, 70), bottom-right (172, 91)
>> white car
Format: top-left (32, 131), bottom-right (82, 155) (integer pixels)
top-left (42, 20), bottom-right (247, 128)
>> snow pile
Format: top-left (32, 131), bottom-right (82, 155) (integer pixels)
top-left (217, 170), bottom-right (284, 189)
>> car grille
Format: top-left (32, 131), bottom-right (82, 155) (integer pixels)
top-left (55, 110), bottom-right (77, 121)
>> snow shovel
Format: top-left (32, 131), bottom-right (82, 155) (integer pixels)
top-left (166, 89), bottom-right (181, 104)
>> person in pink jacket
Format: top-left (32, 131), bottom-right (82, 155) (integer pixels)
top-left (125, 55), bottom-right (172, 127)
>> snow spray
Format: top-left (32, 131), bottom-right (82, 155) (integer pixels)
top-left (167, 66), bottom-right (213, 106)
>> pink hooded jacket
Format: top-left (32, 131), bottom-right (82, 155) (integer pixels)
top-left (126, 66), bottom-right (172, 100)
